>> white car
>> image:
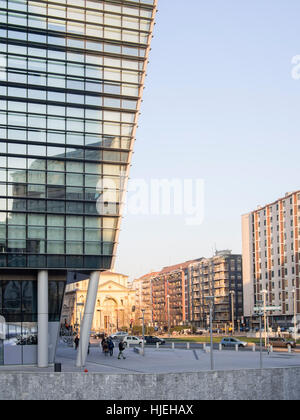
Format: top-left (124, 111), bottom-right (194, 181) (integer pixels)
top-left (110, 332), bottom-right (128, 340)
top-left (122, 336), bottom-right (145, 347)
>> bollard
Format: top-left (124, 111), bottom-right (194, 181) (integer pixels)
top-left (270, 345), bottom-right (273, 353)
top-left (288, 345), bottom-right (292, 353)
top-left (172, 342), bottom-right (175, 350)
top-left (235, 344), bottom-right (239, 352)
top-left (54, 363), bottom-right (61, 372)
top-left (219, 343), bottom-right (222, 351)
top-left (187, 342), bottom-right (190, 350)
top-left (156, 342), bottom-right (159, 350)
top-left (203, 343), bottom-right (206, 352)
top-left (252, 344), bottom-right (256, 352)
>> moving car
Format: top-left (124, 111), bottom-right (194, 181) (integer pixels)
top-left (122, 335), bottom-right (145, 347)
top-left (145, 336), bottom-right (165, 345)
top-left (269, 337), bottom-right (296, 348)
top-left (221, 337), bottom-right (248, 348)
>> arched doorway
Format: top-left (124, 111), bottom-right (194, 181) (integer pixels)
top-left (102, 298), bottom-right (118, 334)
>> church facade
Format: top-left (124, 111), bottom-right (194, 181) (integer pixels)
top-left (62, 271), bottom-right (135, 334)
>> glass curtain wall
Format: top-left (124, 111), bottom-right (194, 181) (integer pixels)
top-left (0, 0), bottom-right (156, 271)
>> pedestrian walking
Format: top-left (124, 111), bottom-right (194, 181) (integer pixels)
top-left (118, 340), bottom-right (126, 360)
top-left (108, 338), bottom-right (114, 357)
top-left (74, 335), bottom-right (79, 350)
top-left (103, 340), bottom-right (109, 357)
top-left (101, 336), bottom-right (106, 352)
top-left (88, 341), bottom-right (91, 355)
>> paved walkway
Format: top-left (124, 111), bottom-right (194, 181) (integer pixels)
top-left (1, 341), bottom-right (300, 374)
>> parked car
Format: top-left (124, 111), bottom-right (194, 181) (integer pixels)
top-left (194, 329), bottom-right (206, 335)
top-left (110, 331), bottom-right (128, 340)
top-left (145, 336), bottom-right (165, 345)
top-left (122, 335), bottom-right (145, 347)
top-left (269, 337), bottom-right (296, 348)
top-left (221, 337), bottom-right (248, 348)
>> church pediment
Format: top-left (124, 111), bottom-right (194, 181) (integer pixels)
top-left (99, 280), bottom-right (130, 292)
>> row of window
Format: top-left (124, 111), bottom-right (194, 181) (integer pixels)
top-left (2, 53), bottom-right (143, 84)
top-left (0, 143), bottom-right (129, 162)
top-left (2, 0), bottom-right (155, 18)
top-left (0, 185), bottom-right (123, 202)
top-left (0, 89), bottom-right (138, 111)
top-left (1, 1), bottom-right (154, 24)
top-left (2, 70), bottom-right (141, 96)
top-left (0, 240), bottom-right (115, 254)
top-left (0, 16), bottom-right (148, 56)
top-left (0, 160), bottom-right (126, 175)
top-left (1, 119), bottom-right (135, 139)
top-left (0, 162), bottom-right (126, 177)
top-left (0, 254), bottom-right (113, 269)
top-left (1, 104), bottom-right (136, 123)
top-left (0, 212), bottom-right (118, 228)
top-left (0, 225), bottom-right (116, 240)
top-left (1, 22), bottom-right (150, 46)
top-left (1, 135), bottom-right (131, 150)
top-left (0, 199), bottom-right (121, 216)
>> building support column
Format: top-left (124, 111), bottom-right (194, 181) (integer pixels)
top-left (38, 270), bottom-right (48, 368)
top-left (76, 271), bottom-right (100, 367)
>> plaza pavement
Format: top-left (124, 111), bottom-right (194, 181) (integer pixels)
top-left (1, 340), bottom-right (300, 374)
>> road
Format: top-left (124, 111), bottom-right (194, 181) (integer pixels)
top-left (90, 339), bottom-right (299, 353)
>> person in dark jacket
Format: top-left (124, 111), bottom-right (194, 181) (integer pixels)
top-left (108, 338), bottom-right (114, 357)
top-left (118, 340), bottom-right (126, 360)
top-left (74, 335), bottom-right (79, 350)
top-left (103, 340), bottom-right (109, 356)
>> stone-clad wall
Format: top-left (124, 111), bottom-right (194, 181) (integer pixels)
top-left (0, 368), bottom-right (299, 400)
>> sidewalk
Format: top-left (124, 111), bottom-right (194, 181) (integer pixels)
top-left (1, 342), bottom-right (300, 374)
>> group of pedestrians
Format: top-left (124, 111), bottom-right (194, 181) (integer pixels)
top-left (74, 334), bottom-right (127, 360)
top-left (101, 336), bottom-right (115, 357)
top-left (101, 336), bottom-right (126, 360)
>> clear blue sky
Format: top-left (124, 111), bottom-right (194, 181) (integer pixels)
top-left (115, 0), bottom-right (300, 280)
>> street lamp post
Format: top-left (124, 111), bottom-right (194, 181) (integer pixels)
top-left (229, 291), bottom-right (235, 335)
top-left (140, 309), bottom-right (145, 356)
top-left (77, 302), bottom-right (84, 368)
top-left (262, 290), bottom-right (268, 348)
top-left (167, 295), bottom-right (170, 338)
top-left (293, 288), bottom-right (297, 343)
top-left (254, 300), bottom-right (264, 370)
top-left (259, 311), bottom-right (263, 370)
top-left (205, 296), bottom-right (215, 371)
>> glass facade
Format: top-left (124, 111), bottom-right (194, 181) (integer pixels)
top-left (0, 0), bottom-right (157, 271)
top-left (0, 274), bottom-right (65, 365)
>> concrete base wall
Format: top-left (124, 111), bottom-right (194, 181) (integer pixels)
top-left (0, 367), bottom-right (299, 400)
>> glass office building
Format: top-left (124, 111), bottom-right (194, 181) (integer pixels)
top-left (0, 0), bottom-right (157, 365)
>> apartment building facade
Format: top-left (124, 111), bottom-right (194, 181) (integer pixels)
top-left (242, 191), bottom-right (300, 328)
top-left (133, 252), bottom-right (243, 331)
top-left (131, 271), bottom-right (158, 326)
top-left (188, 251), bottom-right (243, 330)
